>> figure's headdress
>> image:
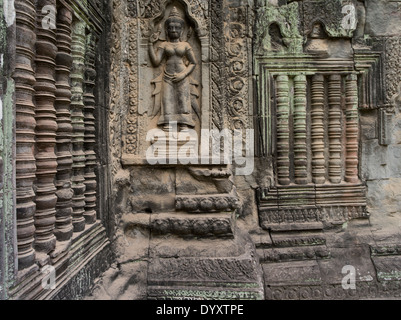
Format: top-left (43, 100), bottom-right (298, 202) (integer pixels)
top-left (169, 6), bottom-right (181, 18)
top-left (166, 6), bottom-right (185, 24)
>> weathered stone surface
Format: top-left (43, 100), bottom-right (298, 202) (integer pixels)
top-left (87, 0), bottom-right (401, 301)
top-left (317, 247), bottom-right (376, 285)
top-left (263, 260), bottom-right (323, 287)
top-left (3, 0), bottom-right (401, 301)
top-left (372, 256), bottom-right (401, 282)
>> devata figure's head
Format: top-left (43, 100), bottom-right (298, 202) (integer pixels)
top-left (165, 7), bottom-right (185, 40)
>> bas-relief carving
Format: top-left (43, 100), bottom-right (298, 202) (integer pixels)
top-left (255, 1), bottom-right (303, 55)
top-left (148, 6), bottom-right (200, 130)
top-left (385, 37), bottom-right (401, 105)
top-left (304, 22), bottom-right (329, 54)
top-left (124, 0), bottom-right (253, 158)
top-left (125, 0), bottom-right (208, 157)
top-left (119, 1), bottom-right (239, 224)
top-left (302, 0), bottom-right (358, 38)
top-left (225, 2), bottom-right (252, 132)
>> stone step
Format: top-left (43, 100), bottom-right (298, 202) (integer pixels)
top-left (147, 233), bottom-right (264, 300)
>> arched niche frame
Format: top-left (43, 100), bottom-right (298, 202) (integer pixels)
top-left (305, 19), bottom-right (333, 39)
top-left (145, 0), bottom-right (211, 132)
top-left (149, 0), bottom-right (208, 39)
top-left (123, 0), bottom-right (212, 164)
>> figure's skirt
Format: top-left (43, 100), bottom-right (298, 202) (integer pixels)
top-left (158, 71), bottom-right (196, 127)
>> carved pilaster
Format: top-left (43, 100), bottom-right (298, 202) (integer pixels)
top-left (328, 75), bottom-right (342, 184)
top-left (211, 0), bottom-right (225, 130)
top-left (293, 75), bottom-right (308, 185)
top-left (311, 74), bottom-right (326, 184)
top-left (71, 19), bottom-right (87, 232)
top-left (83, 34), bottom-right (97, 225)
top-left (14, 0), bottom-right (37, 270)
top-left (276, 75), bottom-right (290, 185)
top-left (345, 74), bottom-right (360, 183)
top-left (54, 5), bottom-right (74, 242)
top-left (34, 0), bottom-right (58, 254)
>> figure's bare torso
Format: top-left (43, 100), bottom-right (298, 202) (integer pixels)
top-left (160, 41), bottom-right (191, 74)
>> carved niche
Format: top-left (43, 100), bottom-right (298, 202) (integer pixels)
top-left (122, 0), bottom-right (211, 164)
top-left (254, 1), bottom-right (370, 232)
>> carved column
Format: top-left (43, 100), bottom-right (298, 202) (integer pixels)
top-left (293, 75), bottom-right (308, 184)
top-left (276, 75), bottom-right (290, 185)
top-left (83, 34), bottom-right (97, 225)
top-left (345, 74), bottom-right (360, 183)
top-left (14, 0), bottom-right (37, 270)
top-left (54, 6), bottom-right (74, 242)
top-left (328, 75), bottom-right (343, 184)
top-left (311, 74), bottom-right (326, 184)
top-left (34, 0), bottom-right (58, 254)
top-left (71, 19), bottom-right (87, 232)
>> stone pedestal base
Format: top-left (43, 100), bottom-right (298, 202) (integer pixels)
top-left (147, 233), bottom-right (264, 300)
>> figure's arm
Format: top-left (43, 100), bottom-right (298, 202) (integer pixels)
top-left (173, 45), bottom-right (196, 82)
top-left (149, 41), bottom-right (165, 67)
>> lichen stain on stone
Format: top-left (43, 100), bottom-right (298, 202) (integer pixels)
top-left (2, 0), bottom-right (15, 28)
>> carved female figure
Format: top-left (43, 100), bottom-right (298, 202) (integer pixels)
top-left (148, 7), bottom-right (200, 131)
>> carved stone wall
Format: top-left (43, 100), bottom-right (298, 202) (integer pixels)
top-left (1, 0), bottom-right (113, 300)
top-left (254, 1), bottom-right (369, 234)
top-left (1, 0), bottom-right (17, 299)
top-left (84, 0), bottom-right (401, 301)
top-left (2, 0), bottom-right (401, 301)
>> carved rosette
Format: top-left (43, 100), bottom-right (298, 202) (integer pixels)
top-left (176, 195), bottom-right (240, 213)
top-left (151, 216), bottom-right (233, 237)
top-left (84, 34), bottom-right (98, 225)
top-left (384, 37), bottom-right (401, 104)
top-left (14, 0), bottom-right (37, 270)
top-left (34, 0), bottom-right (58, 254)
top-left (125, 16), bottom-right (138, 155)
top-left (225, 3), bottom-right (249, 131)
top-left (54, 5), bottom-right (74, 242)
top-left (71, 19), bottom-right (87, 232)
